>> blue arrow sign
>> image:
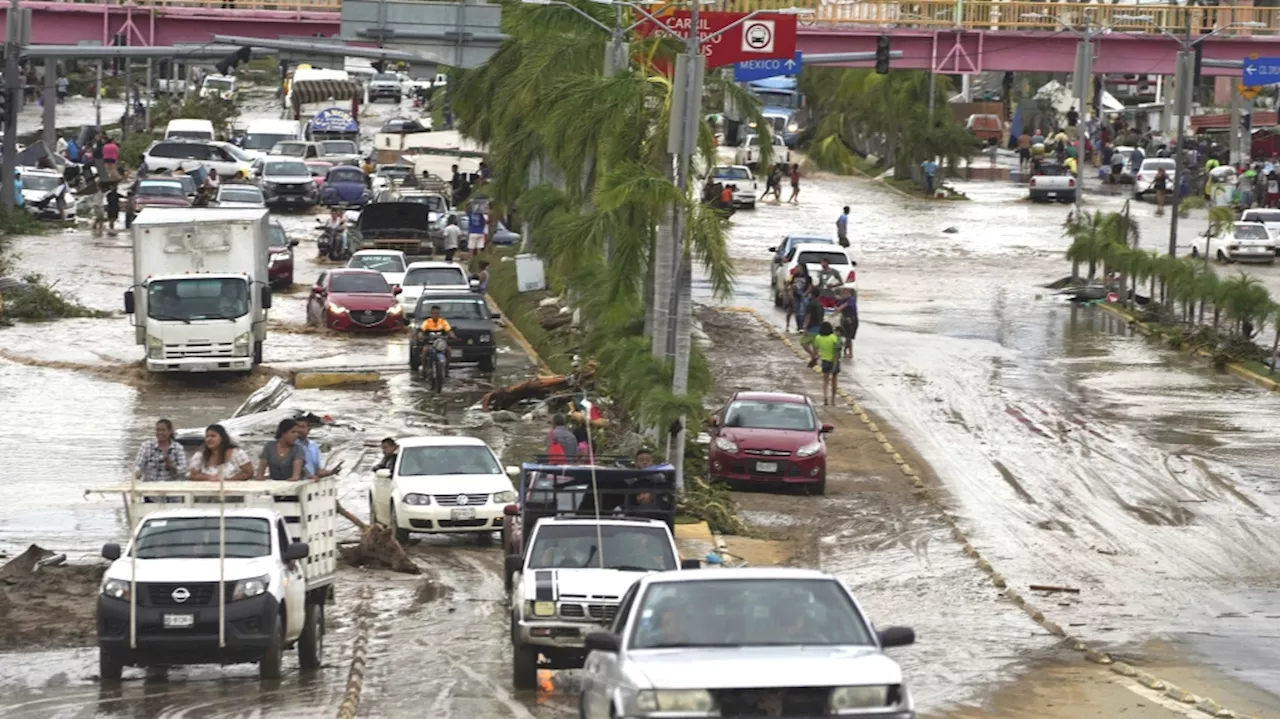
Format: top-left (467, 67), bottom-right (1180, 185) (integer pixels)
top-left (734, 52), bottom-right (802, 83)
top-left (1242, 57), bottom-right (1280, 87)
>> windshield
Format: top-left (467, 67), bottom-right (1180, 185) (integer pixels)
top-left (320, 141), bottom-right (357, 155)
top-left (169, 131), bottom-right (211, 140)
top-left (724, 399), bottom-right (816, 431)
top-left (1246, 211), bottom-right (1280, 223)
top-left (528, 524), bottom-right (676, 571)
top-left (147, 277), bottom-right (249, 321)
top-left (378, 166), bottom-right (412, 178)
top-left (134, 516), bottom-right (271, 559)
top-left (243, 133), bottom-right (295, 151)
top-left (1143, 160), bottom-right (1176, 171)
top-left (21, 175), bottom-right (59, 192)
top-left (399, 194), bottom-right (447, 212)
top-left (713, 167), bottom-right (752, 180)
top-left (629, 578), bottom-right (872, 649)
top-left (404, 267), bottom-right (466, 287)
top-left (398, 445), bottom-right (501, 476)
top-left (331, 273), bottom-right (391, 294)
top-left (754, 90), bottom-right (797, 109)
top-left (374, 73), bottom-right (399, 82)
top-left (431, 299), bottom-right (488, 320)
top-left (348, 253), bottom-right (406, 273)
top-left (797, 251), bottom-right (849, 266)
top-left (763, 116), bottom-right (787, 133)
top-left (307, 163), bottom-right (332, 177)
top-left (138, 181), bottom-right (186, 198)
top-left (273, 143), bottom-right (306, 157)
top-left (268, 224), bottom-right (288, 249)
top-left (205, 78), bottom-right (234, 91)
top-left (218, 187), bottom-right (263, 204)
top-left (329, 168), bottom-right (365, 183)
top-left (1233, 224), bottom-right (1271, 240)
top-left (265, 161), bottom-right (309, 177)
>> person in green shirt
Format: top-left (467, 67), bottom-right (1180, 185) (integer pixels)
top-left (813, 322), bottom-right (842, 406)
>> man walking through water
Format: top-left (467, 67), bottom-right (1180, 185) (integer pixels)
top-left (836, 206), bottom-right (850, 248)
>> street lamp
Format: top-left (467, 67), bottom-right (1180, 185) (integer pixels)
top-left (1114, 15), bottom-right (1264, 257)
top-left (1022, 12), bottom-right (1112, 217)
top-left (520, 0), bottom-right (657, 73)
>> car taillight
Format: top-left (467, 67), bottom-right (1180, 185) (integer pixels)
top-left (1068, 178), bottom-right (1075, 187)
top-left (846, 270), bottom-right (856, 282)
top-left (1029, 178), bottom-right (1036, 187)
top-left (1137, 174), bottom-right (1144, 182)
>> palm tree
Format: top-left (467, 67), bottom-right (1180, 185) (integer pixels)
top-left (1221, 273), bottom-right (1271, 339)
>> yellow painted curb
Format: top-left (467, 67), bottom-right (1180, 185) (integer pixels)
top-left (891, 453), bottom-right (905, 465)
top-left (673, 521), bottom-right (715, 543)
top-left (486, 292), bottom-right (555, 376)
top-left (294, 371), bottom-right (382, 389)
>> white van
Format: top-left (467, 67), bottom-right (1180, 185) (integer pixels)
top-left (165, 119), bottom-right (216, 142)
top-left (241, 119), bottom-right (303, 160)
top-left (200, 73), bottom-right (238, 101)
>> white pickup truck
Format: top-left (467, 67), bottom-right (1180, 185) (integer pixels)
top-left (95, 479), bottom-right (337, 681)
top-left (508, 516), bottom-right (698, 689)
top-left (1029, 162), bottom-right (1077, 203)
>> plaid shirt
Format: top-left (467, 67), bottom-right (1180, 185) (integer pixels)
top-left (134, 439), bottom-right (189, 482)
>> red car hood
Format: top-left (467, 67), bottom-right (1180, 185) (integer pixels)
top-left (718, 426), bottom-right (818, 452)
top-left (328, 292), bottom-right (398, 311)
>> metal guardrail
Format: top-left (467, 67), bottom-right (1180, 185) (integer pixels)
top-left (725, 0), bottom-right (1280, 36)
top-left (56, 0), bottom-right (341, 11)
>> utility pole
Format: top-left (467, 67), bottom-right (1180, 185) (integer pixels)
top-left (1169, 46), bottom-right (1191, 258)
top-left (3, 0), bottom-right (22, 212)
top-left (95, 60), bottom-right (103, 127)
top-left (1073, 33), bottom-right (1093, 216)
top-left (42, 58), bottom-right (55, 151)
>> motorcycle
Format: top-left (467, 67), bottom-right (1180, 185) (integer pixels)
top-left (316, 220), bottom-right (350, 261)
top-left (421, 331), bottom-right (449, 392)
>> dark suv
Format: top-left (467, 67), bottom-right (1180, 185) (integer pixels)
top-left (409, 292), bottom-right (498, 373)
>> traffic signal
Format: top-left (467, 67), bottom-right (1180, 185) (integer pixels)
top-left (875, 35), bottom-right (890, 75)
top-left (1192, 42), bottom-right (1204, 87)
top-left (215, 46), bottom-right (252, 77)
top-left (0, 89), bottom-right (9, 132)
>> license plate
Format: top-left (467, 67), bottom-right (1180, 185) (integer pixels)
top-left (450, 349), bottom-right (463, 359)
top-left (756, 462), bottom-right (778, 473)
top-left (189, 364), bottom-right (212, 373)
top-left (1045, 192), bottom-right (1057, 197)
top-left (451, 507), bottom-right (475, 520)
top-left (163, 614), bottom-right (194, 628)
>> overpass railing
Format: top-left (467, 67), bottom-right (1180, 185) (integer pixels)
top-left (724, 0), bottom-right (1279, 36)
top-left (53, 0), bottom-right (341, 11)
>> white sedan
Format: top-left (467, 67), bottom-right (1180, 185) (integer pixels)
top-left (400, 260), bottom-right (473, 317)
top-left (347, 249), bottom-right (408, 288)
top-left (214, 184), bottom-right (266, 208)
top-left (773, 243), bottom-right (857, 305)
top-left (1216, 222), bottom-right (1276, 265)
top-left (370, 435), bottom-right (515, 545)
top-left (1133, 157), bottom-right (1177, 200)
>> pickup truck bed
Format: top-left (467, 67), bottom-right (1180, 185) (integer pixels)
top-left (1029, 164), bottom-right (1076, 203)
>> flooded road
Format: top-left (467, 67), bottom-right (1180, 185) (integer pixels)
top-left (703, 171), bottom-right (1280, 713)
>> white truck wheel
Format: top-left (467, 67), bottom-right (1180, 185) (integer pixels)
top-left (259, 617), bottom-right (285, 680)
top-left (298, 601), bottom-right (324, 670)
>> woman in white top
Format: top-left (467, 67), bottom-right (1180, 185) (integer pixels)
top-left (188, 424), bottom-right (254, 482)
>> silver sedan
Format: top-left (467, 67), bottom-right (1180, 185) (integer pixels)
top-left (578, 567), bottom-right (916, 718)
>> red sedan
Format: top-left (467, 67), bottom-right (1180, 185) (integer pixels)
top-left (707, 391), bottom-right (833, 494)
top-left (305, 268), bottom-right (406, 332)
top-left (132, 178), bottom-right (192, 212)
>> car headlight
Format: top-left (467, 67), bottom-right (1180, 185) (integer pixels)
top-left (327, 302), bottom-right (348, 314)
top-left (480, 333), bottom-right (491, 343)
top-left (713, 437), bottom-right (739, 453)
top-left (526, 600), bottom-right (556, 617)
top-left (146, 334), bottom-right (163, 359)
top-left (830, 685), bottom-right (891, 710)
top-left (262, 181), bottom-right (277, 189)
top-left (306, 181), bottom-right (317, 191)
top-left (402, 493), bottom-right (431, 505)
top-left (231, 574), bottom-right (270, 601)
top-left (101, 578), bottom-right (131, 600)
top-left (233, 332), bottom-right (251, 357)
top-left (796, 441), bottom-right (822, 458)
top-left (387, 304), bottom-right (404, 315)
top-left (787, 122), bottom-right (799, 132)
top-left (635, 690), bottom-right (715, 713)
top-left (493, 490), bottom-right (515, 503)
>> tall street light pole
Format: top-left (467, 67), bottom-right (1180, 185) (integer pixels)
top-left (2, 0), bottom-right (22, 212)
top-left (1116, 15), bottom-right (1263, 258)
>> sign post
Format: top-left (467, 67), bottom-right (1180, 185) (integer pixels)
top-left (1241, 57), bottom-right (1280, 87)
top-left (733, 51), bottom-right (801, 82)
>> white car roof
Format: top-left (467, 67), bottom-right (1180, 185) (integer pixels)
top-left (19, 168), bottom-right (60, 177)
top-left (142, 507), bottom-right (279, 522)
top-left (643, 567), bottom-right (835, 584)
top-left (790, 242), bottom-right (845, 255)
top-left (406, 261), bottom-right (465, 271)
top-left (397, 435), bottom-right (490, 449)
top-left (353, 249), bottom-right (405, 257)
top-left (713, 165), bottom-right (752, 172)
top-left (541, 516), bottom-right (669, 527)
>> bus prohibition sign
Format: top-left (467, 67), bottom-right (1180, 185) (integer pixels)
top-left (742, 19), bottom-right (775, 53)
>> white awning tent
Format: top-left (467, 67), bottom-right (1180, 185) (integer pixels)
top-left (1035, 79), bottom-right (1124, 115)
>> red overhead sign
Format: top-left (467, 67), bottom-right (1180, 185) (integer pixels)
top-left (636, 11), bottom-right (798, 69)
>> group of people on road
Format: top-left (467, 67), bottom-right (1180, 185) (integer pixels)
top-left (133, 416), bottom-right (344, 489)
top-left (760, 162), bottom-right (801, 205)
top-left (783, 247), bottom-right (859, 406)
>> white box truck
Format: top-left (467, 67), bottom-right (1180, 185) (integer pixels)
top-left (95, 479), bottom-right (338, 681)
top-left (124, 209), bottom-right (272, 372)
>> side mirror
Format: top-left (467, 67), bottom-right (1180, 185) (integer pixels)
top-left (260, 286), bottom-right (272, 310)
top-left (284, 541), bottom-right (310, 561)
top-left (491, 311), bottom-right (501, 319)
top-left (820, 423), bottom-right (834, 434)
top-left (709, 417), bottom-right (719, 427)
top-left (504, 554), bottom-right (522, 576)
top-left (289, 239), bottom-right (300, 247)
top-left (505, 466), bottom-right (520, 478)
top-left (584, 632), bottom-right (620, 653)
top-left (123, 290), bottom-right (135, 314)
top-left (393, 286), bottom-right (403, 295)
top-left (680, 558), bottom-right (701, 570)
top-left (503, 503), bottom-right (519, 517)
top-left (469, 278), bottom-right (480, 289)
top-left (767, 246), bottom-right (777, 253)
top-left (375, 468), bottom-right (391, 479)
top-left (102, 542), bottom-right (122, 561)
top-left (877, 626), bottom-right (915, 648)
top-left (313, 286), bottom-right (325, 296)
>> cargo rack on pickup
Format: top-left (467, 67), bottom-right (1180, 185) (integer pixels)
top-left (513, 458), bottom-right (677, 542)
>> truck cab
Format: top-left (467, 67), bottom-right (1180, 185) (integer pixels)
top-left (500, 459), bottom-right (697, 689)
top-left (95, 479), bottom-right (337, 681)
top-left (123, 209), bottom-right (273, 372)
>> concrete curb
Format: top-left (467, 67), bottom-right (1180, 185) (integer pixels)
top-left (719, 305), bottom-right (1257, 719)
top-left (335, 584), bottom-right (375, 719)
top-left (1098, 303), bottom-right (1280, 393)
top-left (484, 292), bottom-right (555, 376)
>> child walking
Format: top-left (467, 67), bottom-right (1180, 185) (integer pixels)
top-left (813, 321), bottom-right (842, 405)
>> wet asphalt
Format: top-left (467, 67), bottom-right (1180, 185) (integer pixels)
top-left (1, 87), bottom-right (1279, 716)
